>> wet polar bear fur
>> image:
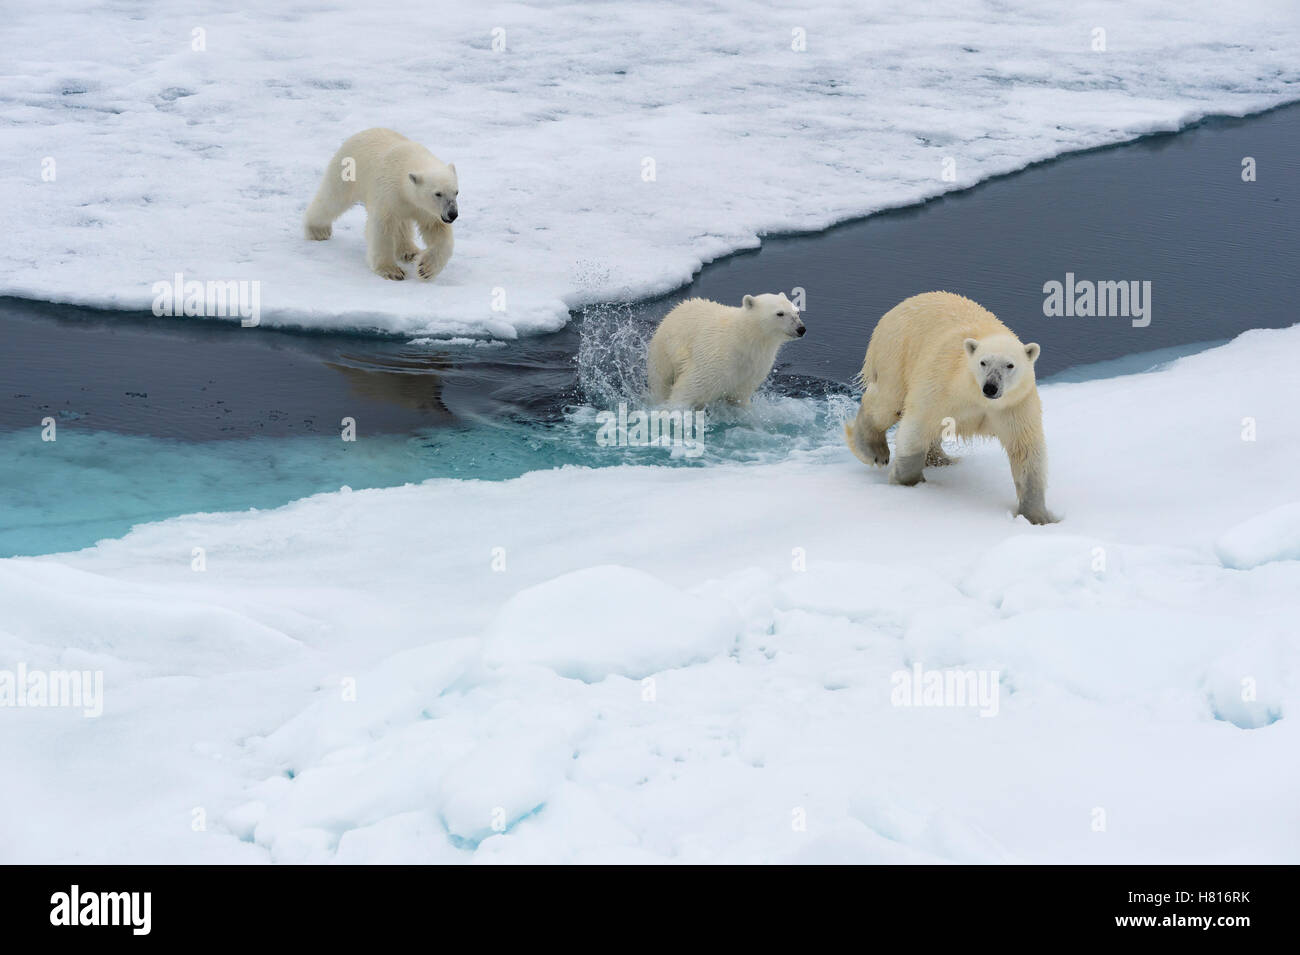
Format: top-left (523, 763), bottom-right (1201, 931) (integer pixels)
top-left (844, 291), bottom-right (1057, 524)
top-left (304, 128), bottom-right (458, 281)
top-left (648, 294), bottom-right (806, 407)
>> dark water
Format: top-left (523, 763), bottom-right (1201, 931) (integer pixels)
top-left (2, 102), bottom-right (1297, 556)
top-left (628, 102), bottom-right (1300, 385)
top-left (0, 298), bottom-right (580, 438)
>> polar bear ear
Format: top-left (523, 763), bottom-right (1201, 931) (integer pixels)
top-left (408, 172), bottom-right (422, 185)
top-left (1024, 342), bottom-right (1041, 364)
top-left (742, 295), bottom-right (755, 309)
top-left (963, 338), bottom-right (979, 356)
top-left (448, 163), bottom-right (456, 177)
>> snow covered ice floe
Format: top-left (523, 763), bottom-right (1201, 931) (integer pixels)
top-left (1215, 503), bottom-right (1300, 570)
top-left (4, 0), bottom-right (1300, 336)
top-left (2, 324), bottom-right (1298, 863)
top-left (486, 566), bottom-right (740, 682)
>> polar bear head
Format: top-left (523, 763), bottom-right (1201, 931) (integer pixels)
top-left (406, 162), bottom-right (459, 223)
top-left (742, 293), bottom-right (805, 340)
top-left (963, 333), bottom-right (1040, 401)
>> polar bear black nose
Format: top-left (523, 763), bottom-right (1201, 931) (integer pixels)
top-left (983, 382), bottom-right (999, 397)
top-left (795, 325), bottom-right (806, 337)
top-left (446, 209), bottom-right (458, 222)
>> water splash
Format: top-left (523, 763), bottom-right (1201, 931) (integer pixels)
top-left (567, 299), bottom-right (857, 465)
top-left (574, 302), bottom-right (656, 407)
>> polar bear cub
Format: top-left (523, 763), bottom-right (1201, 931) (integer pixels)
top-left (304, 128), bottom-right (458, 281)
top-left (648, 294), bottom-right (806, 407)
top-left (844, 291), bottom-right (1057, 524)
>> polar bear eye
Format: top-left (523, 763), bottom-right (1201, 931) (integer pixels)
top-left (776, 311), bottom-right (785, 317)
top-left (1007, 363), bottom-right (1015, 370)
top-left (980, 360), bottom-right (987, 367)
top-left (435, 192), bottom-right (443, 198)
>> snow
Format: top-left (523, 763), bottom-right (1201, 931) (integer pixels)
top-left (1215, 502), bottom-right (1300, 570)
top-left (2, 323), bottom-right (1298, 863)
top-left (4, 0), bottom-right (1300, 337)
top-left (486, 566), bottom-right (740, 682)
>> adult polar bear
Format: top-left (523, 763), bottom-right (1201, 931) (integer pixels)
top-left (304, 128), bottom-right (458, 281)
top-left (844, 291), bottom-right (1057, 524)
top-left (648, 294), bottom-right (805, 407)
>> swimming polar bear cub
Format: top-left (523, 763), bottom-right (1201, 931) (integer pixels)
top-left (304, 128), bottom-right (458, 281)
top-left (647, 294), bottom-right (806, 408)
top-left (844, 291), bottom-right (1057, 524)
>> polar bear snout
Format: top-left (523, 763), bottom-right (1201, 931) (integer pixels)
top-left (793, 321), bottom-right (806, 338)
top-left (982, 379), bottom-right (1001, 398)
top-left (442, 202), bottom-right (458, 223)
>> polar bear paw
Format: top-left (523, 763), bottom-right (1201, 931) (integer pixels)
top-left (417, 253), bottom-right (443, 281)
top-left (844, 422), bottom-right (890, 467)
top-left (1016, 504), bottom-right (1058, 525)
top-left (374, 263), bottom-right (406, 281)
top-left (888, 454), bottom-right (926, 486)
top-left (305, 223), bottom-right (332, 240)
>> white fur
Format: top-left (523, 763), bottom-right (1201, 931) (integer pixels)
top-left (647, 294), bottom-right (805, 408)
top-left (844, 291), bottom-right (1056, 524)
top-left (303, 128), bottom-right (458, 282)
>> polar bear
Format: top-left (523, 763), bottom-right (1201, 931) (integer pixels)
top-left (647, 294), bottom-right (805, 407)
top-left (304, 128), bottom-right (458, 281)
top-left (844, 291), bottom-right (1056, 524)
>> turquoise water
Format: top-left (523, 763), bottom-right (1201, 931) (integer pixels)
top-left (0, 393), bottom-right (858, 557)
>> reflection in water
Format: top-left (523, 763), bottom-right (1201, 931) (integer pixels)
top-left (0, 299), bottom-right (579, 438)
top-left (327, 352), bottom-right (453, 420)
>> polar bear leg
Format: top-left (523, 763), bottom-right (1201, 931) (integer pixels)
top-left (1011, 460), bottom-right (1053, 524)
top-left (1000, 428), bottom-right (1055, 523)
top-left (416, 221), bottom-right (453, 281)
top-left (888, 410), bottom-right (931, 486)
top-left (396, 221), bottom-right (421, 262)
top-left (365, 213), bottom-right (407, 281)
top-left (844, 397), bottom-right (891, 467)
top-left (303, 169), bottom-right (356, 240)
top-left (666, 369), bottom-right (713, 408)
top-left (666, 379), bottom-right (698, 408)
top-left (647, 353), bottom-right (674, 404)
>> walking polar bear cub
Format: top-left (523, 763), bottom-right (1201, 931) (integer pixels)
top-left (648, 294), bottom-right (805, 407)
top-left (304, 128), bottom-right (458, 281)
top-left (845, 291), bottom-right (1057, 524)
